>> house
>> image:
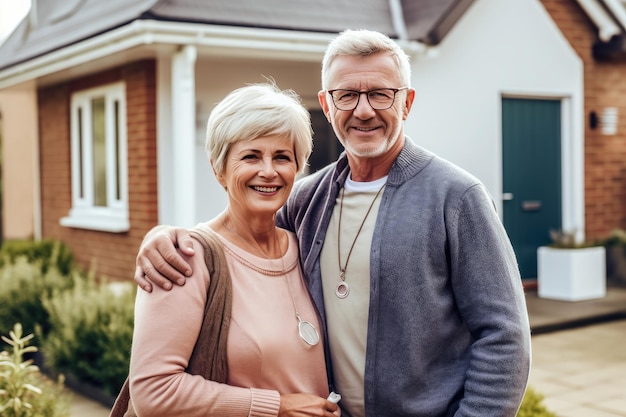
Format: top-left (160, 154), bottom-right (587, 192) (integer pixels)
top-left (0, 0), bottom-right (624, 282)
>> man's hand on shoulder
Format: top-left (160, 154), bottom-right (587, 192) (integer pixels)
top-left (134, 226), bottom-right (195, 292)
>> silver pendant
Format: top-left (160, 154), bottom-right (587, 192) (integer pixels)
top-left (336, 281), bottom-right (350, 299)
top-left (297, 317), bottom-right (320, 346)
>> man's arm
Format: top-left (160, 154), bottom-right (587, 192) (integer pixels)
top-left (453, 185), bottom-right (531, 415)
top-left (134, 225), bottom-right (196, 292)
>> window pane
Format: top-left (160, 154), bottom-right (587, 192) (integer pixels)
top-left (78, 108), bottom-right (84, 199)
top-left (91, 97), bottom-right (107, 207)
top-left (114, 100), bottom-right (121, 201)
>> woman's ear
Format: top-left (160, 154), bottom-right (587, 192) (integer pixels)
top-left (211, 161), bottom-right (227, 189)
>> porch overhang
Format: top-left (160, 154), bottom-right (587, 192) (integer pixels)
top-left (0, 20), bottom-right (426, 90)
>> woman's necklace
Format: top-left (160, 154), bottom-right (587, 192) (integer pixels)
top-left (336, 185), bottom-right (385, 299)
top-left (222, 220), bottom-right (320, 346)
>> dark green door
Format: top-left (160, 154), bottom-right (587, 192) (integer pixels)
top-left (502, 98), bottom-right (562, 278)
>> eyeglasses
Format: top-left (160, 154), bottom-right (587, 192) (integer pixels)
top-left (326, 87), bottom-right (408, 111)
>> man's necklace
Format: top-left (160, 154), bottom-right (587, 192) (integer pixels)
top-left (222, 220), bottom-right (320, 346)
top-left (336, 185), bottom-right (385, 299)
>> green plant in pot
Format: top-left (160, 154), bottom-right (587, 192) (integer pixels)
top-left (538, 229), bottom-right (606, 301)
top-left (548, 229), bottom-right (601, 249)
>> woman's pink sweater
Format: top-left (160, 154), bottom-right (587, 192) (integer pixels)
top-left (129, 231), bottom-right (328, 416)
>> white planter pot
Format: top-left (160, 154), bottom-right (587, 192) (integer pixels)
top-left (537, 246), bottom-right (606, 301)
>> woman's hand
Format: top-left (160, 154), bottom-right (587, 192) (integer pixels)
top-left (134, 226), bottom-right (196, 292)
top-left (279, 393), bottom-right (340, 416)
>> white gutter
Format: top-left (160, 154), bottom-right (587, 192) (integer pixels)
top-left (389, 0), bottom-right (409, 40)
top-left (602, 0), bottom-right (626, 35)
top-left (0, 20), bottom-right (427, 89)
top-left (575, 0), bottom-right (622, 41)
top-left (388, 0), bottom-right (426, 58)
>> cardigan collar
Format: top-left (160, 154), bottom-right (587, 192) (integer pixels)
top-left (332, 136), bottom-right (434, 187)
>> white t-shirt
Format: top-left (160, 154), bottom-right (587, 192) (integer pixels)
top-left (320, 176), bottom-right (387, 417)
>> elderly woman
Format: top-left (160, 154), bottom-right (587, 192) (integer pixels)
top-left (125, 84), bottom-right (338, 416)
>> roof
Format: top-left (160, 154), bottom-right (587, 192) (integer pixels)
top-left (0, 0), bottom-right (474, 72)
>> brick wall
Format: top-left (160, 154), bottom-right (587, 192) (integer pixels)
top-left (541, 0), bottom-right (626, 240)
top-left (38, 60), bottom-right (157, 281)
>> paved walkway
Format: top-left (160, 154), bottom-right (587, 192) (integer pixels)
top-left (68, 287), bottom-right (626, 417)
top-left (70, 394), bottom-right (110, 417)
top-left (529, 319), bottom-right (626, 417)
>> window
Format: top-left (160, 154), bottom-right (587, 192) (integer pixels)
top-left (61, 82), bottom-right (129, 232)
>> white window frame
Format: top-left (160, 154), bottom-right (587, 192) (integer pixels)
top-left (60, 82), bottom-right (129, 232)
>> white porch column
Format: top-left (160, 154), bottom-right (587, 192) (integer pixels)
top-left (170, 45), bottom-right (197, 227)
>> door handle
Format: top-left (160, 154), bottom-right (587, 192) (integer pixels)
top-left (521, 200), bottom-right (541, 211)
top-left (502, 192), bottom-right (514, 201)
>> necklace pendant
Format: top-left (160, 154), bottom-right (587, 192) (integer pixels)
top-left (298, 321), bottom-right (320, 346)
top-left (336, 281), bottom-right (350, 299)
top-left (296, 314), bottom-right (320, 346)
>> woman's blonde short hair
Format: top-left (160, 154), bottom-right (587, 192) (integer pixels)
top-left (321, 29), bottom-right (412, 89)
top-left (206, 83), bottom-right (313, 175)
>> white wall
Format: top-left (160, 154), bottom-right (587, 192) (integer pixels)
top-left (406, 0), bottom-right (584, 229)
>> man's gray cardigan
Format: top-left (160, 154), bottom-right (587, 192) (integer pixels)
top-left (276, 138), bottom-right (531, 417)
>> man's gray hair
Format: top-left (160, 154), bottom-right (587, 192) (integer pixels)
top-left (321, 29), bottom-right (412, 89)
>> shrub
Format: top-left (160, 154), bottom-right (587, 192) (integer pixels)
top-left (0, 257), bottom-right (74, 340)
top-left (603, 229), bottom-right (626, 247)
top-left (42, 273), bottom-right (135, 396)
top-left (0, 239), bottom-right (75, 276)
top-left (0, 323), bottom-right (71, 417)
top-left (516, 386), bottom-right (556, 417)
top-left (548, 229), bottom-right (601, 249)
